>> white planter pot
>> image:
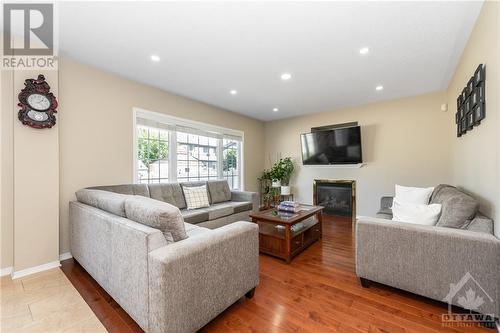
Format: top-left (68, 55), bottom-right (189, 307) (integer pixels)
top-left (281, 186), bottom-right (291, 195)
top-left (272, 180), bottom-right (281, 187)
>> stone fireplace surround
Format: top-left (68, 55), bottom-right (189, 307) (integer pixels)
top-left (313, 179), bottom-right (356, 223)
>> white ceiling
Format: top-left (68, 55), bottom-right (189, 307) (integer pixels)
top-left (59, 1), bottom-right (483, 121)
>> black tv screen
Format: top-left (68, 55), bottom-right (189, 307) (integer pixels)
top-left (300, 126), bottom-right (362, 165)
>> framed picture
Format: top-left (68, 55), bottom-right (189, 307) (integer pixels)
top-left (467, 77), bottom-right (475, 95)
top-left (474, 64), bottom-right (484, 86)
top-left (466, 110), bottom-right (474, 130)
top-left (464, 98), bottom-right (470, 113)
top-left (457, 95), bottom-right (462, 109)
top-left (455, 112), bottom-right (460, 124)
top-left (457, 122), bottom-right (462, 137)
top-left (461, 118), bottom-right (467, 135)
top-left (461, 88), bottom-right (467, 101)
top-left (459, 105), bottom-right (465, 119)
top-left (474, 102), bottom-right (485, 125)
top-left (471, 89), bottom-right (478, 107)
top-left (477, 82), bottom-right (485, 102)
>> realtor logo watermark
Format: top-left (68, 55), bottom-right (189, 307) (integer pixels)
top-left (2, 2), bottom-right (58, 69)
top-left (441, 272), bottom-right (497, 328)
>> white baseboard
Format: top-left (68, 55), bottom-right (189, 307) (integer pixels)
top-left (11, 260), bottom-right (61, 279)
top-left (0, 266), bottom-right (13, 277)
top-left (59, 252), bottom-right (73, 261)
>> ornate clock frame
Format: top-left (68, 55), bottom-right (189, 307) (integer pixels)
top-left (18, 74), bottom-right (58, 129)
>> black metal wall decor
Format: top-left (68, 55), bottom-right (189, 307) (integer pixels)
top-left (456, 64), bottom-right (485, 137)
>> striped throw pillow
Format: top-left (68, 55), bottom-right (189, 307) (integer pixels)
top-left (183, 185), bottom-right (210, 210)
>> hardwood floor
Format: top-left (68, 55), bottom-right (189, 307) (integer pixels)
top-left (61, 216), bottom-right (491, 333)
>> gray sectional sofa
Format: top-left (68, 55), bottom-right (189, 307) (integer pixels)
top-left (88, 180), bottom-right (259, 229)
top-left (356, 184), bottom-right (500, 320)
top-left (69, 180), bottom-right (260, 333)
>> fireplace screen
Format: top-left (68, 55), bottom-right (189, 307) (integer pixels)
top-left (315, 182), bottom-right (353, 217)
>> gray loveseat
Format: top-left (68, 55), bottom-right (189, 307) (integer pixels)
top-left (69, 180), bottom-right (260, 333)
top-left (356, 184), bottom-right (500, 321)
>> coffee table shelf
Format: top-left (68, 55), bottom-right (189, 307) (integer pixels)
top-left (250, 205), bottom-right (324, 263)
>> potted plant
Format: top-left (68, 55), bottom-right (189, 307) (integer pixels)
top-left (269, 165), bottom-right (283, 188)
top-left (278, 157), bottom-right (294, 195)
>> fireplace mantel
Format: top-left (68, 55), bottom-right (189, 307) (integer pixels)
top-left (313, 179), bottom-right (356, 223)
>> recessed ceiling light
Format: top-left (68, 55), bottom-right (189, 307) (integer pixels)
top-left (273, 108), bottom-right (279, 112)
top-left (280, 73), bottom-right (292, 81)
top-left (230, 90), bottom-right (238, 95)
top-left (359, 47), bottom-right (370, 55)
top-left (375, 85), bottom-right (384, 91)
top-left (150, 54), bottom-right (160, 62)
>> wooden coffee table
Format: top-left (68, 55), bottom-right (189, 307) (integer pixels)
top-left (250, 205), bottom-right (324, 263)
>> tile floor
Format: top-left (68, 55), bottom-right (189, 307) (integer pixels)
top-left (1, 268), bottom-right (107, 333)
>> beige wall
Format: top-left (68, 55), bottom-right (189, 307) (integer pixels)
top-left (1, 69), bottom-right (14, 270)
top-left (58, 56), bottom-right (265, 254)
top-left (446, 0), bottom-right (500, 236)
top-left (264, 91), bottom-right (451, 217)
top-left (1, 67), bottom-right (60, 272)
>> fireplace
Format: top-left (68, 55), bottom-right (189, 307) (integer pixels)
top-left (313, 179), bottom-right (356, 222)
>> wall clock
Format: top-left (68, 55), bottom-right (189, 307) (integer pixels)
top-left (18, 74), bottom-right (58, 129)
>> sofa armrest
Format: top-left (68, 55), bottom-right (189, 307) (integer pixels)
top-left (380, 196), bottom-right (393, 210)
top-left (147, 221), bottom-right (259, 333)
top-left (356, 216), bottom-right (500, 317)
top-left (231, 190), bottom-right (259, 212)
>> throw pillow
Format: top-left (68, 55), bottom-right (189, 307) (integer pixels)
top-left (183, 185), bottom-right (210, 210)
top-left (124, 196), bottom-right (188, 243)
top-left (394, 184), bottom-right (434, 205)
top-left (430, 185), bottom-right (479, 229)
top-left (392, 200), bottom-right (442, 226)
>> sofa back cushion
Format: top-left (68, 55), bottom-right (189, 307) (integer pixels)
top-left (75, 189), bottom-right (128, 217)
top-left (87, 184), bottom-right (150, 197)
top-left (124, 196), bottom-right (188, 243)
top-left (148, 183), bottom-right (186, 209)
top-left (430, 184), bottom-right (479, 229)
top-left (207, 180), bottom-right (231, 204)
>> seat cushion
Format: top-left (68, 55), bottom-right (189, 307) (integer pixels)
top-left (207, 180), bottom-right (231, 204)
top-left (124, 196), bottom-right (188, 243)
top-left (430, 184), bottom-right (479, 229)
top-left (206, 202), bottom-right (234, 220)
top-left (181, 209), bottom-right (209, 224)
top-left (231, 201), bottom-right (253, 214)
top-left (184, 223), bottom-right (211, 237)
top-left (75, 189), bottom-right (128, 217)
top-left (376, 207), bottom-right (393, 220)
top-left (148, 183), bottom-right (186, 209)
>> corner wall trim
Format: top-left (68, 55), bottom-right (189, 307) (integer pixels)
top-left (59, 252), bottom-right (73, 261)
top-left (11, 260), bottom-right (61, 279)
top-left (0, 267), bottom-right (13, 277)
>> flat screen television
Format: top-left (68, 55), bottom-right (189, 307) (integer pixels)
top-left (300, 126), bottom-right (362, 165)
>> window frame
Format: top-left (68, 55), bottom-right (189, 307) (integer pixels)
top-left (133, 108), bottom-right (244, 189)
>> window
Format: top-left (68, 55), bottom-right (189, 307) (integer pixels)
top-left (136, 125), bottom-right (169, 184)
top-left (223, 138), bottom-right (240, 189)
top-left (176, 132), bottom-right (218, 182)
top-left (134, 109), bottom-right (243, 189)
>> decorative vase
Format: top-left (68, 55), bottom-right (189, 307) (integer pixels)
top-left (281, 186), bottom-right (291, 195)
top-left (272, 180), bottom-right (281, 188)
